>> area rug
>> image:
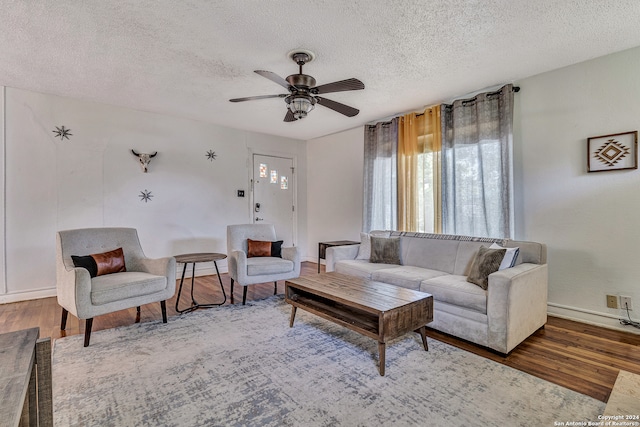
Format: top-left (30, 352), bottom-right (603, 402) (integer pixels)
top-left (52, 296), bottom-right (605, 426)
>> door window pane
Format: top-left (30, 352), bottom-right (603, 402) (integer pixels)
top-left (260, 164), bottom-right (267, 178)
top-left (270, 170), bottom-right (278, 184)
top-left (280, 176), bottom-right (288, 190)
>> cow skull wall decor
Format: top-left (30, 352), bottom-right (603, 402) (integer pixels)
top-left (131, 150), bottom-right (157, 173)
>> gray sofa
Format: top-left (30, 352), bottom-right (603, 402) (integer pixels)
top-left (325, 232), bottom-right (548, 354)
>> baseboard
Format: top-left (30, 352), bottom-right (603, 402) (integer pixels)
top-left (0, 287), bottom-right (57, 304)
top-left (176, 264), bottom-right (228, 279)
top-left (548, 302), bottom-right (640, 335)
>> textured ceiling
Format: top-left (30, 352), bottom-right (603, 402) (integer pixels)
top-left (2, 1), bottom-right (640, 141)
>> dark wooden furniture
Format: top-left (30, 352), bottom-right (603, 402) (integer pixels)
top-left (175, 253), bottom-right (227, 314)
top-left (317, 240), bottom-right (359, 273)
top-left (0, 328), bottom-right (52, 427)
top-left (285, 272), bottom-right (433, 376)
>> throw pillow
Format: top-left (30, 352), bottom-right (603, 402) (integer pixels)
top-left (466, 246), bottom-right (506, 290)
top-left (71, 247), bottom-right (126, 278)
top-left (356, 231), bottom-right (391, 260)
top-left (246, 239), bottom-right (284, 258)
top-left (489, 243), bottom-right (520, 270)
top-left (369, 236), bottom-right (402, 265)
top-left (247, 239), bottom-right (272, 257)
top-left (271, 240), bottom-right (284, 258)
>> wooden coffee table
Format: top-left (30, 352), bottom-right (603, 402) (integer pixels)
top-left (285, 272), bottom-right (433, 376)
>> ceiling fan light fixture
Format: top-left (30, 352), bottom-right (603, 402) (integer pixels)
top-left (230, 50), bottom-right (363, 123)
top-left (289, 96), bottom-right (315, 119)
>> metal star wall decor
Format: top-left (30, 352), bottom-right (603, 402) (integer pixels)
top-left (139, 189), bottom-right (153, 203)
top-left (52, 126), bottom-right (72, 140)
top-left (206, 150), bottom-right (217, 161)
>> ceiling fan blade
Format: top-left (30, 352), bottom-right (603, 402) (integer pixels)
top-left (255, 70), bottom-right (293, 90)
top-left (229, 94), bottom-right (287, 102)
top-left (311, 78), bottom-right (364, 94)
top-left (315, 97), bottom-right (359, 117)
top-left (284, 109), bottom-right (297, 122)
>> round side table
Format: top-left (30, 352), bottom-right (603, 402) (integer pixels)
top-left (174, 252), bottom-right (227, 314)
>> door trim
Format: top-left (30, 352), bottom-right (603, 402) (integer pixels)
top-left (249, 150), bottom-right (298, 246)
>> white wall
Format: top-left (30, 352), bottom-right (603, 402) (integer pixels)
top-left (519, 46), bottom-right (640, 331)
top-left (306, 127), bottom-right (364, 264)
top-left (0, 87), bottom-right (306, 303)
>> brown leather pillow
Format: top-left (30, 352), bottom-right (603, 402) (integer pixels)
top-left (247, 239), bottom-right (272, 257)
top-left (72, 248), bottom-right (126, 278)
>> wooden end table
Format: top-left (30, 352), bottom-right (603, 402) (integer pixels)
top-left (175, 253), bottom-right (227, 314)
top-left (285, 272), bottom-right (433, 376)
top-left (317, 240), bottom-right (359, 273)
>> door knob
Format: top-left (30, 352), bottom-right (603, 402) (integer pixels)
top-left (255, 217), bottom-right (264, 221)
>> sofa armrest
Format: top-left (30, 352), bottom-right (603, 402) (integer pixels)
top-left (282, 246), bottom-right (301, 276)
top-left (137, 256), bottom-right (176, 278)
top-left (137, 256), bottom-right (177, 295)
top-left (325, 245), bottom-right (360, 272)
top-left (228, 250), bottom-right (248, 283)
top-left (56, 264), bottom-right (93, 319)
top-left (487, 263), bottom-right (548, 354)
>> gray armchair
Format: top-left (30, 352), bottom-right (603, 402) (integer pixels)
top-left (56, 227), bottom-right (176, 346)
top-left (227, 224), bottom-right (301, 305)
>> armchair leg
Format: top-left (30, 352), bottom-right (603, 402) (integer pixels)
top-left (60, 308), bottom-right (68, 330)
top-left (242, 286), bottom-right (248, 305)
top-left (160, 301), bottom-right (167, 323)
top-left (84, 318), bottom-right (93, 347)
top-left (230, 278), bottom-right (235, 304)
top-left (274, 281), bottom-right (278, 295)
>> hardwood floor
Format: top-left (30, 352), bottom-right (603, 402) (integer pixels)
top-left (1, 261), bottom-right (639, 402)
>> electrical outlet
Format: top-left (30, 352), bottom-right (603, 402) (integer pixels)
top-left (620, 296), bottom-right (633, 311)
top-left (606, 295), bottom-right (618, 309)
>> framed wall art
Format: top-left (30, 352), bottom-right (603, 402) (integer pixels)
top-left (587, 131), bottom-right (638, 172)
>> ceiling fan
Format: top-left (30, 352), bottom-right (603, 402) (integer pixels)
top-left (229, 50), bottom-right (365, 122)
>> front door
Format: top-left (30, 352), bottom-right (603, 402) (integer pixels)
top-left (252, 154), bottom-right (295, 246)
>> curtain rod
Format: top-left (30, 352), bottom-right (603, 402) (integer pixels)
top-left (367, 86), bottom-right (520, 126)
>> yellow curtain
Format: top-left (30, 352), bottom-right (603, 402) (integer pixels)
top-left (397, 106), bottom-right (442, 232)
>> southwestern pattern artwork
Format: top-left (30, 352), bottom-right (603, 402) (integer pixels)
top-left (587, 131), bottom-right (638, 172)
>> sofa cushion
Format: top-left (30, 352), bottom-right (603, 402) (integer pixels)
top-left (420, 275), bottom-right (488, 314)
top-left (372, 266), bottom-right (448, 291)
top-left (335, 260), bottom-right (396, 279)
top-left (400, 236), bottom-right (458, 273)
top-left (91, 272), bottom-right (166, 305)
top-left (247, 257), bottom-right (294, 276)
top-left (453, 241), bottom-right (487, 276)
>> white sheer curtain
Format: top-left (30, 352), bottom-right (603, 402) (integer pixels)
top-left (441, 84), bottom-right (514, 238)
top-left (362, 118), bottom-right (398, 232)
